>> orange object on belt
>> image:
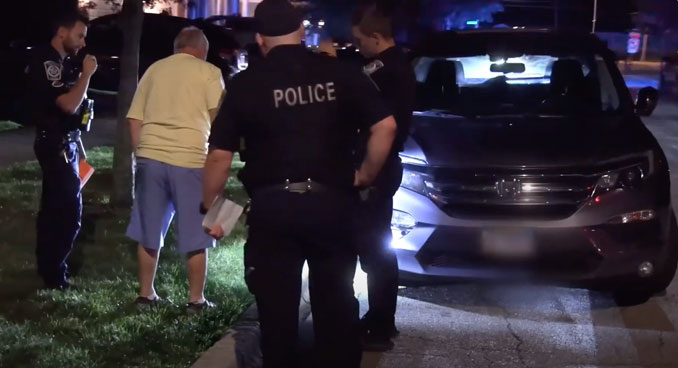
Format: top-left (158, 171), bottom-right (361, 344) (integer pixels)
top-left (79, 160), bottom-right (95, 188)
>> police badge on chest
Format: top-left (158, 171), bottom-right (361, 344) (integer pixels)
top-left (44, 61), bottom-right (64, 88)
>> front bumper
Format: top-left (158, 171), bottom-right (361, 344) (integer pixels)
top-left (392, 187), bottom-right (674, 286)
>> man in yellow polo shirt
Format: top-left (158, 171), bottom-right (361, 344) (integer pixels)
top-left (126, 26), bottom-right (225, 313)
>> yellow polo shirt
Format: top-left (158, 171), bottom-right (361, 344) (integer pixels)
top-left (127, 53), bottom-right (225, 168)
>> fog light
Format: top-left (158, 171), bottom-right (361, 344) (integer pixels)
top-left (638, 261), bottom-right (654, 278)
top-left (607, 210), bottom-right (656, 224)
top-left (391, 210), bottom-right (416, 239)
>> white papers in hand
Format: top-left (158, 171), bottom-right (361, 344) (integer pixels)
top-left (202, 196), bottom-right (244, 237)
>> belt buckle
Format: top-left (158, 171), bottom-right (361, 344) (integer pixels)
top-left (284, 178), bottom-right (313, 194)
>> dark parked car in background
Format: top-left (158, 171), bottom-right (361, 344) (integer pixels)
top-left (201, 15), bottom-right (257, 48)
top-left (0, 14), bottom-right (242, 123)
top-left (660, 55), bottom-right (678, 96)
top-left (200, 15), bottom-right (261, 70)
top-left (392, 30), bottom-right (675, 303)
top-left (86, 13), bottom-right (241, 93)
top-left (0, 39), bottom-right (32, 124)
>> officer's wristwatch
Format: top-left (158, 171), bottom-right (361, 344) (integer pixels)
top-left (199, 202), bottom-right (209, 215)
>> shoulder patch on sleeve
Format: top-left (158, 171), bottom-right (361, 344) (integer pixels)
top-left (43, 61), bottom-right (62, 82)
top-left (363, 60), bottom-right (385, 76)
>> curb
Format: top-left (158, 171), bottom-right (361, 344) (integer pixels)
top-left (191, 263), bottom-right (312, 368)
top-left (190, 304), bottom-right (262, 368)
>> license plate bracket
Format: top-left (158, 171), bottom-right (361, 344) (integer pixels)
top-left (481, 228), bottom-right (536, 260)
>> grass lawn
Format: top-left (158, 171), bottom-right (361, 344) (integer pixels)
top-left (0, 120), bottom-right (22, 133)
top-left (0, 147), bottom-right (252, 368)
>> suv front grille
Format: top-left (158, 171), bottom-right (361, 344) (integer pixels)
top-left (423, 168), bottom-right (599, 220)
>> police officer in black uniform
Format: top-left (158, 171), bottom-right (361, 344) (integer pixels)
top-left (351, 5), bottom-right (417, 350)
top-left (202, 1), bottom-right (397, 366)
top-left (28, 12), bottom-right (97, 290)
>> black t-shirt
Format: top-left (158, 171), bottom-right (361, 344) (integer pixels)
top-left (209, 44), bottom-right (392, 192)
top-left (27, 45), bottom-right (79, 137)
top-left (362, 46), bottom-right (416, 154)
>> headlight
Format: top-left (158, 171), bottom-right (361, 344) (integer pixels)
top-left (595, 166), bottom-right (645, 192)
top-left (619, 167), bottom-right (644, 188)
top-left (401, 168), bottom-right (428, 195)
top-left (597, 173), bottom-right (619, 189)
top-left (391, 210), bottom-right (416, 239)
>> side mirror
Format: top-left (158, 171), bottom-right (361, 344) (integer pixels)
top-left (636, 87), bottom-right (658, 117)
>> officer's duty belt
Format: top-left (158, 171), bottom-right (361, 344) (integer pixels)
top-left (37, 130), bottom-right (81, 143)
top-left (258, 179), bottom-right (331, 194)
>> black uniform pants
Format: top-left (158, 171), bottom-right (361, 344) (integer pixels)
top-left (356, 157), bottom-right (403, 331)
top-left (245, 189), bottom-right (361, 368)
top-left (34, 139), bottom-right (82, 287)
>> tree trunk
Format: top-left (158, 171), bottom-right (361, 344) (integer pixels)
top-left (112, 0), bottom-right (143, 208)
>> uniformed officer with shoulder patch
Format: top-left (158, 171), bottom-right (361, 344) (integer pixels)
top-left (202, 0), bottom-right (397, 366)
top-left (28, 11), bottom-right (97, 290)
top-left (351, 4), bottom-right (417, 351)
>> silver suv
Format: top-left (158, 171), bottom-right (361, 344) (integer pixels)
top-left (391, 30), bottom-right (676, 303)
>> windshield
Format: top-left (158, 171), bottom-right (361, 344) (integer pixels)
top-left (414, 53), bottom-right (623, 117)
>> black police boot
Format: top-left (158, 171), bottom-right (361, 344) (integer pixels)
top-left (362, 329), bottom-right (395, 352)
top-left (360, 315), bottom-right (397, 352)
top-left (386, 324), bottom-right (401, 339)
top-left (361, 314), bottom-right (400, 338)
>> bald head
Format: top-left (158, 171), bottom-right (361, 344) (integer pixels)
top-left (255, 25), bottom-right (305, 56)
top-left (254, 0), bottom-right (305, 56)
top-left (174, 26), bottom-right (209, 60)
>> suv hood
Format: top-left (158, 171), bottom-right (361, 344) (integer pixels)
top-left (403, 112), bottom-right (655, 169)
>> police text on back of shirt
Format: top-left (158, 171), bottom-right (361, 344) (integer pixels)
top-left (273, 82), bottom-right (336, 108)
